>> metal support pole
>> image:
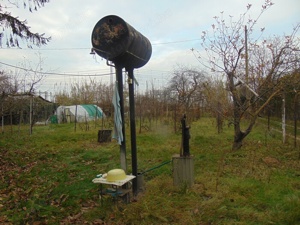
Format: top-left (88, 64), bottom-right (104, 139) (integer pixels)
top-left (127, 68), bottom-right (138, 196)
top-left (115, 65), bottom-right (127, 172)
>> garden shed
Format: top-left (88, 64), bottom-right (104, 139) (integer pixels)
top-left (54, 104), bottom-right (105, 123)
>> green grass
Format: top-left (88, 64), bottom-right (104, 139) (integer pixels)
top-left (0, 117), bottom-right (299, 224)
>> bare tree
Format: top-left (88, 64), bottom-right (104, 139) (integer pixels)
top-left (0, 0), bottom-right (51, 47)
top-left (194, 0), bottom-right (300, 150)
top-left (16, 53), bottom-right (45, 93)
top-left (0, 71), bottom-right (18, 94)
top-left (0, 54), bottom-right (48, 133)
top-left (0, 71), bottom-right (18, 127)
top-left (168, 67), bottom-right (207, 122)
top-left (54, 79), bottom-right (113, 117)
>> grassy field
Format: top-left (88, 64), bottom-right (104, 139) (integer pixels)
top-left (0, 117), bottom-right (299, 224)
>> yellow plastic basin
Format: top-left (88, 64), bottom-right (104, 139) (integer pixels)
top-left (106, 169), bottom-right (126, 182)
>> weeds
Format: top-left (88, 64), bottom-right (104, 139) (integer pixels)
top-left (0, 118), bottom-right (299, 224)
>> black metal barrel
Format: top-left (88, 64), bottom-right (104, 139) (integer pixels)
top-left (91, 15), bottom-right (152, 69)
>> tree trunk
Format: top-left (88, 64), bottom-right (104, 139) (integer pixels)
top-left (233, 139), bottom-right (243, 150)
top-left (232, 116), bottom-right (257, 150)
top-left (217, 101), bottom-right (223, 134)
top-left (233, 130), bottom-right (246, 150)
top-left (227, 71), bottom-right (258, 151)
top-left (232, 113), bottom-right (245, 150)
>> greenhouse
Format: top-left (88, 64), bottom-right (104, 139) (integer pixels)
top-left (54, 104), bottom-right (105, 123)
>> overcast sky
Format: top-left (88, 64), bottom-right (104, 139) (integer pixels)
top-left (1, 0), bottom-right (299, 96)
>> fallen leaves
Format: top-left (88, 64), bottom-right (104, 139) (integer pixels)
top-left (262, 156), bottom-right (280, 167)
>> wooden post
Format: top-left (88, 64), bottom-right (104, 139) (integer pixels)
top-left (282, 92), bottom-right (286, 144)
top-left (1, 102), bottom-right (4, 134)
top-left (29, 95), bottom-right (33, 135)
top-left (74, 105), bottom-right (77, 132)
top-left (294, 93), bottom-right (299, 148)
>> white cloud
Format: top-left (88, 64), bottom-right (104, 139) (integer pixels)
top-left (1, 0), bottom-right (299, 93)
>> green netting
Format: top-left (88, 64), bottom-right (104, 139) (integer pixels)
top-left (81, 104), bottom-right (102, 118)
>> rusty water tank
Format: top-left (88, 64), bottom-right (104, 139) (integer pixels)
top-left (91, 15), bottom-right (152, 69)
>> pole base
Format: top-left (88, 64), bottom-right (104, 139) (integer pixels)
top-left (172, 154), bottom-right (194, 187)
